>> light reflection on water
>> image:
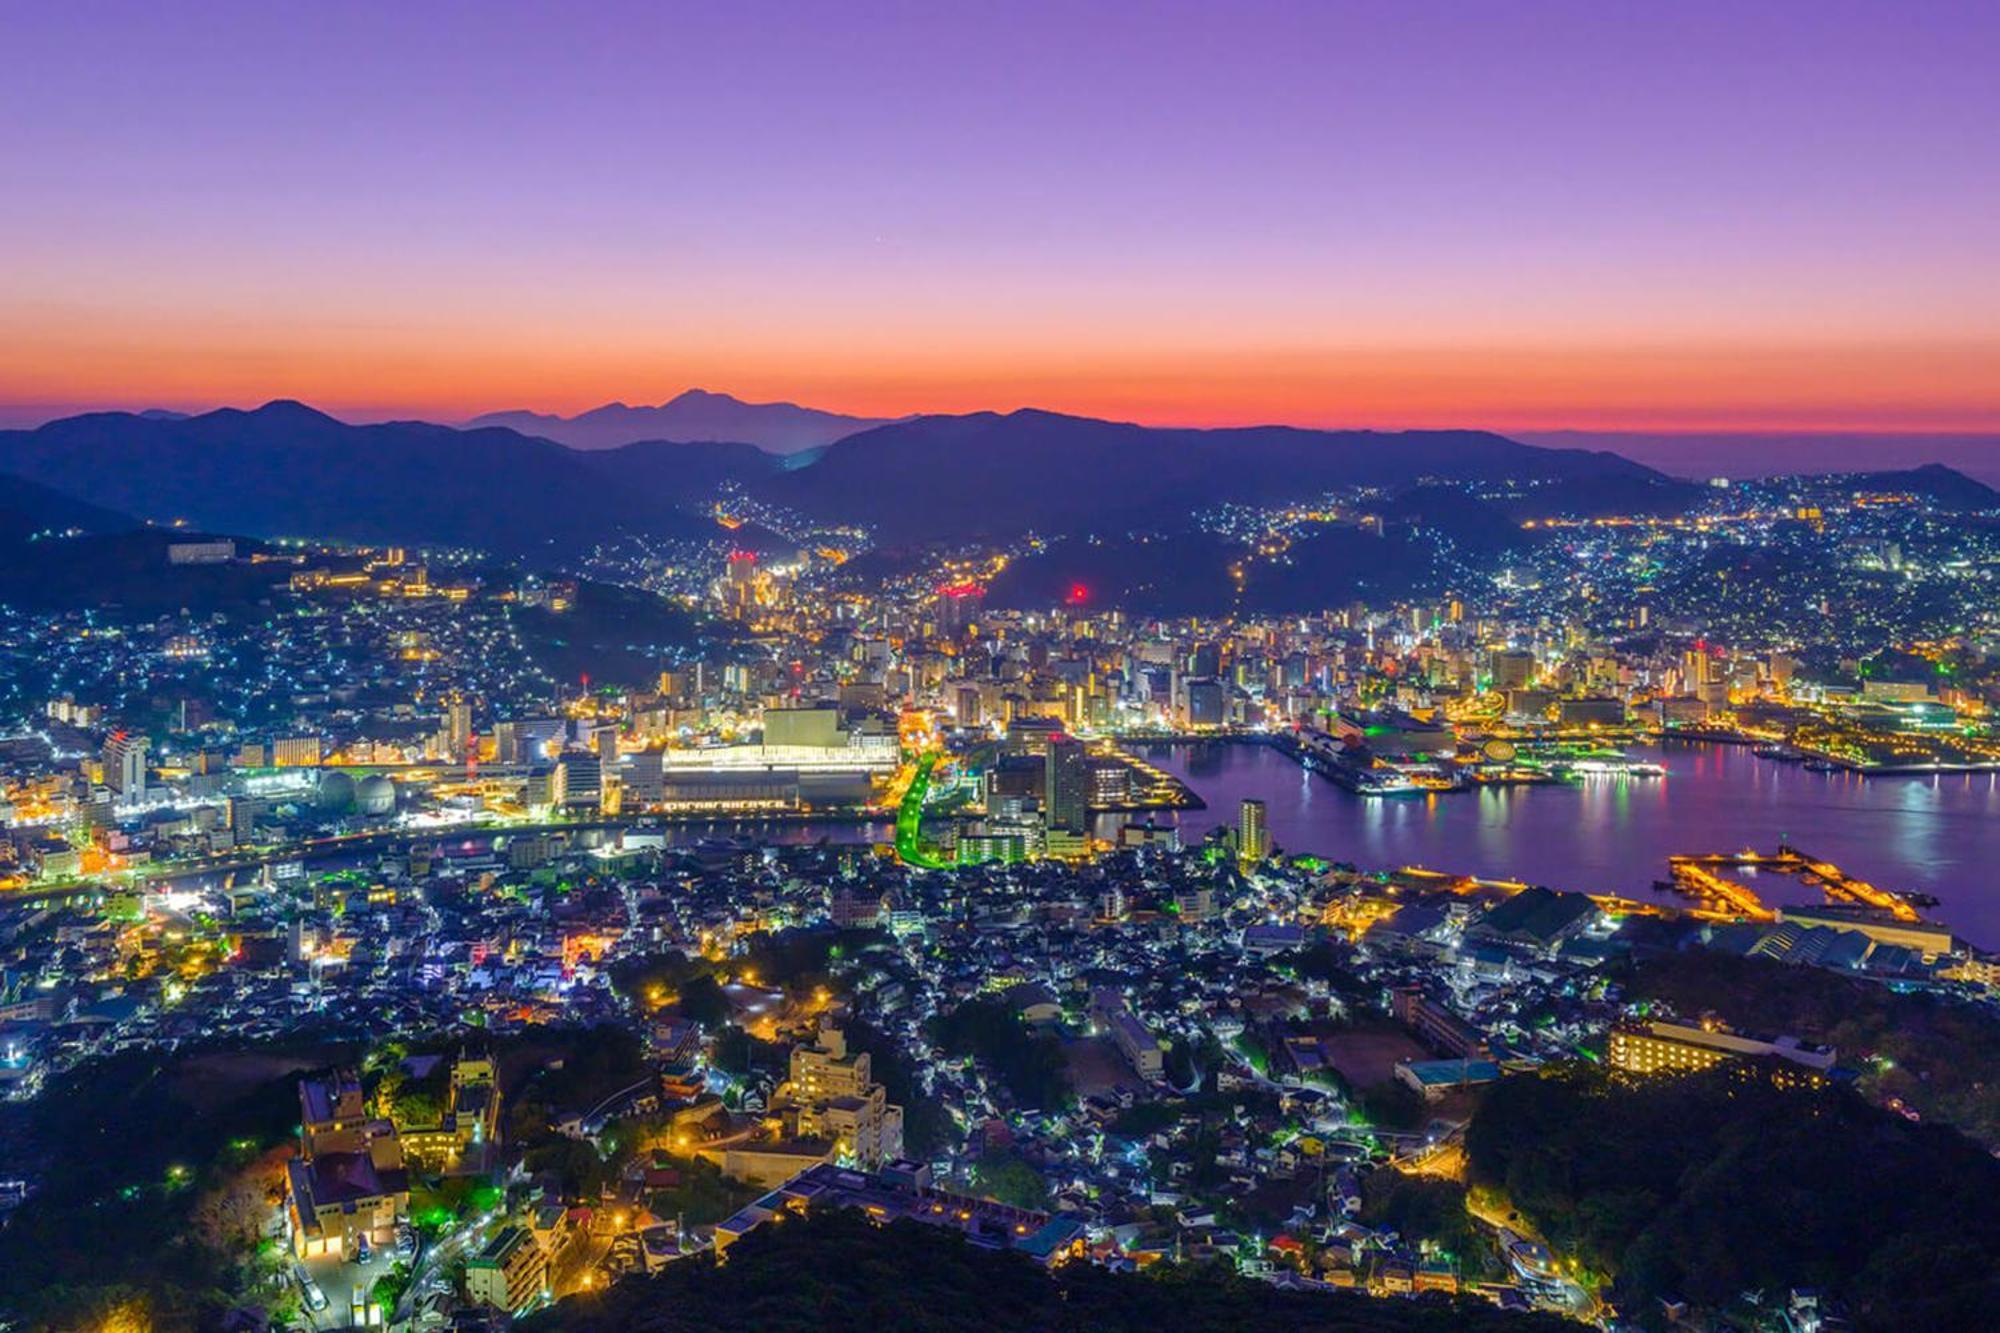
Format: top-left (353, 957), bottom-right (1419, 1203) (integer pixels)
top-left (1103, 740), bottom-right (2000, 948)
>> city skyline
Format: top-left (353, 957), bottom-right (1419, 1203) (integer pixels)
top-left (6, 7), bottom-right (2000, 1330)
top-left (5, 2), bottom-right (1998, 433)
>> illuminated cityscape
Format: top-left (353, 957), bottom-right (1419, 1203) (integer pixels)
top-left (3, 5), bottom-right (2000, 1333)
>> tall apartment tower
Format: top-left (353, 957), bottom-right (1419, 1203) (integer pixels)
top-left (1238, 798), bottom-right (1268, 865)
top-left (446, 700), bottom-right (473, 758)
top-left (1043, 736), bottom-right (1089, 834)
top-left (103, 732), bottom-right (148, 797)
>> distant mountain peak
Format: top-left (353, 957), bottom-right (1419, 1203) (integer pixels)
top-left (467, 390), bottom-right (892, 453)
top-left (666, 388), bottom-right (787, 406)
top-left (233, 399), bottom-right (341, 426)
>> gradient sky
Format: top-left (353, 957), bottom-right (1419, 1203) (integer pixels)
top-left (3, 1), bottom-right (1997, 431)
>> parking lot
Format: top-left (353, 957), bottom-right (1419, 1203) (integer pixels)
top-left (295, 1224), bottom-right (416, 1329)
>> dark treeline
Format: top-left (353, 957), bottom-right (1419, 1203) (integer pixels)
top-left (526, 1207), bottom-right (1573, 1333)
top-left (1465, 1063), bottom-right (2000, 1329)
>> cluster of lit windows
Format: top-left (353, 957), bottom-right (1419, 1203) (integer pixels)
top-left (1608, 1030), bottom-right (1726, 1076)
top-left (1609, 1029), bottom-right (1830, 1090)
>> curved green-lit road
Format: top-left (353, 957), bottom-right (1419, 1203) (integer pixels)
top-left (894, 752), bottom-right (955, 869)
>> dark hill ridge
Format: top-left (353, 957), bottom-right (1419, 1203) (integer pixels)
top-left (0, 402), bottom-right (741, 558)
top-left (471, 388), bottom-right (891, 453)
top-left (1518, 429), bottom-right (2000, 488)
top-left (578, 436), bottom-right (784, 494)
top-left (4, 400), bottom-right (1678, 556)
top-left (755, 408), bottom-right (1666, 540)
top-left (525, 1206), bottom-right (1569, 1333)
top-left (0, 471), bottom-right (137, 544)
top-left (1831, 462), bottom-right (1999, 510)
top-left (986, 532), bottom-right (1248, 616)
top-left (18, 399), bottom-right (1970, 564)
top-left (0, 527), bottom-right (293, 615)
top-left (983, 472), bottom-right (1710, 614)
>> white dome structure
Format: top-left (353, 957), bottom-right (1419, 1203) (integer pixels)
top-left (356, 774), bottom-right (397, 816)
top-left (314, 769), bottom-right (356, 812)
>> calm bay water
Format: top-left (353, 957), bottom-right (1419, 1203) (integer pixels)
top-left (166, 748), bottom-right (1994, 948)
top-left (1108, 741), bottom-right (2000, 948)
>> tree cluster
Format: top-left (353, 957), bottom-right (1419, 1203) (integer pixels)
top-left (1623, 949), bottom-right (2000, 1145)
top-left (525, 1207), bottom-right (1571, 1333)
top-left (932, 997), bottom-right (1072, 1110)
top-left (1465, 1062), bottom-right (2000, 1328)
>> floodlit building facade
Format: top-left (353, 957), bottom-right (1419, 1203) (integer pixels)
top-left (787, 1022), bottom-right (904, 1168)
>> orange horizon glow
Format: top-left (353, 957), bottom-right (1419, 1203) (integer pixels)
top-left (6, 330), bottom-right (1998, 435)
top-left (8, 7), bottom-right (1999, 439)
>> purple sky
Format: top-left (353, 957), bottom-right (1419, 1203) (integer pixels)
top-left (3, 1), bottom-right (1997, 436)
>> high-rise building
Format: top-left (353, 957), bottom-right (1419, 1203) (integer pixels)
top-left (1043, 737), bottom-right (1089, 834)
top-left (1238, 798), bottom-right (1268, 865)
top-left (1490, 649), bottom-right (1537, 692)
top-left (102, 732), bottom-right (147, 797)
top-left (166, 539), bottom-right (235, 564)
top-left (1182, 678), bottom-right (1226, 728)
top-left (1683, 649), bottom-right (1729, 705)
top-left (937, 584), bottom-right (984, 633)
top-left (787, 1023), bottom-right (904, 1168)
top-left (446, 700), bottom-right (473, 758)
top-left (560, 753), bottom-right (603, 810)
top-left (288, 1069), bottom-right (410, 1257)
top-left (955, 684), bottom-right (983, 728)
